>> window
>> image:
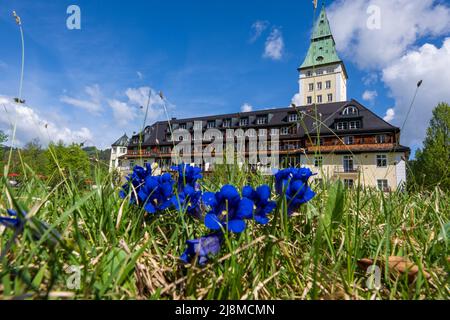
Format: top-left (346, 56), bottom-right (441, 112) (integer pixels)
top-left (270, 128), bottom-right (278, 136)
top-left (240, 118), bottom-right (249, 126)
top-left (314, 156), bottom-right (323, 167)
top-left (377, 179), bottom-right (389, 191)
top-left (288, 114), bottom-right (298, 122)
top-left (161, 146), bottom-right (171, 153)
top-left (314, 138), bottom-right (324, 146)
top-left (308, 83), bottom-right (314, 91)
top-left (343, 155), bottom-right (354, 172)
top-left (344, 136), bottom-right (354, 145)
top-left (349, 121), bottom-right (361, 129)
top-left (306, 71), bottom-right (312, 77)
top-left (376, 135), bottom-right (386, 144)
top-left (259, 129), bottom-right (267, 136)
top-left (376, 155), bottom-right (387, 167)
top-left (179, 123), bottom-right (187, 130)
top-left (326, 80), bottom-right (332, 89)
top-left (317, 70), bottom-right (323, 75)
top-left (257, 116), bottom-right (268, 125)
top-left (344, 179), bottom-right (354, 189)
top-left (223, 119), bottom-right (231, 128)
top-left (317, 82), bottom-right (322, 90)
top-left (342, 106), bottom-right (358, 115)
top-left (226, 130), bottom-right (234, 139)
top-left (336, 122), bottom-right (348, 130)
top-left (317, 95), bottom-right (323, 103)
top-left (306, 96), bottom-right (312, 104)
top-left (327, 68), bottom-right (334, 74)
top-left (281, 127), bottom-right (289, 135)
top-left (327, 94), bottom-right (333, 102)
top-left (207, 120), bottom-right (216, 129)
top-left (121, 148), bottom-right (126, 153)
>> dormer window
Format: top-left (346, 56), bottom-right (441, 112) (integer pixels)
top-left (207, 120), bottom-right (216, 129)
top-left (349, 121), bottom-right (361, 129)
top-left (240, 118), bottom-right (249, 126)
top-left (223, 119), bottom-right (231, 128)
top-left (336, 122), bottom-right (348, 130)
top-left (288, 114), bottom-right (298, 122)
top-left (281, 127), bottom-right (289, 135)
top-left (256, 116), bottom-right (268, 125)
top-left (342, 106), bottom-right (358, 116)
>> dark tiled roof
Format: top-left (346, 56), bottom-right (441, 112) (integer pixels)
top-left (112, 134), bottom-right (129, 147)
top-left (123, 100), bottom-right (401, 147)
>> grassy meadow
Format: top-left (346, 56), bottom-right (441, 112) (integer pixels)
top-left (0, 158), bottom-right (449, 300)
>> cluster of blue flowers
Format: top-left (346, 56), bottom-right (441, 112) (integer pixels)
top-left (119, 164), bottom-right (316, 266)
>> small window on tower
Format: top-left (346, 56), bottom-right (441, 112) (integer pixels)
top-left (316, 56), bottom-right (324, 62)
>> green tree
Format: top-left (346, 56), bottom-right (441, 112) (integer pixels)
top-left (0, 130), bottom-right (7, 144)
top-left (22, 138), bottom-right (47, 175)
top-left (45, 141), bottom-right (91, 185)
top-left (411, 102), bottom-right (450, 191)
top-left (0, 130), bottom-right (8, 166)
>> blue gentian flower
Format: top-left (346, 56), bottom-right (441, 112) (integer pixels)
top-left (202, 185), bottom-right (254, 233)
top-left (120, 164), bottom-right (175, 214)
top-left (119, 164), bottom-right (153, 201)
top-left (0, 209), bottom-right (25, 230)
top-left (171, 163), bottom-right (202, 191)
top-left (172, 184), bottom-right (203, 218)
top-left (242, 185), bottom-right (276, 225)
top-left (171, 164), bottom-right (203, 218)
top-left (274, 167), bottom-right (316, 215)
top-left (138, 173), bottom-right (175, 214)
top-left (180, 233), bottom-right (223, 265)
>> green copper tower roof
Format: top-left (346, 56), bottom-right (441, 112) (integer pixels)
top-left (299, 4), bottom-right (342, 70)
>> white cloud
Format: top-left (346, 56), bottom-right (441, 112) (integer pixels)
top-left (291, 93), bottom-right (302, 107)
top-left (362, 90), bottom-right (378, 102)
top-left (108, 87), bottom-right (166, 127)
top-left (108, 99), bottom-right (136, 127)
top-left (362, 73), bottom-right (379, 86)
top-left (0, 96), bottom-right (93, 146)
top-left (382, 38), bottom-right (450, 147)
top-left (263, 28), bottom-right (284, 60)
top-left (137, 71), bottom-right (143, 80)
top-left (250, 20), bottom-right (269, 43)
top-left (383, 108), bottom-right (395, 122)
top-left (60, 84), bottom-right (103, 115)
top-left (328, 0), bottom-right (450, 69)
top-left (241, 103), bottom-right (253, 112)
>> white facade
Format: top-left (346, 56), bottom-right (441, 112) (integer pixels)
top-left (109, 146), bottom-right (128, 172)
top-left (298, 63), bottom-right (347, 106)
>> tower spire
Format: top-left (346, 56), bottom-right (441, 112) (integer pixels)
top-left (296, 3), bottom-right (348, 106)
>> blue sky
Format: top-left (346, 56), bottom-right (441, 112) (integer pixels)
top-left (0, 0), bottom-right (449, 154)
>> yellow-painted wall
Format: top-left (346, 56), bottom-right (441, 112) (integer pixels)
top-left (302, 152), bottom-right (403, 190)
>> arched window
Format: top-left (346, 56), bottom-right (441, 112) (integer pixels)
top-left (342, 106), bottom-right (358, 116)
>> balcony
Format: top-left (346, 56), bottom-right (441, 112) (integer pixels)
top-left (333, 165), bottom-right (360, 174)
